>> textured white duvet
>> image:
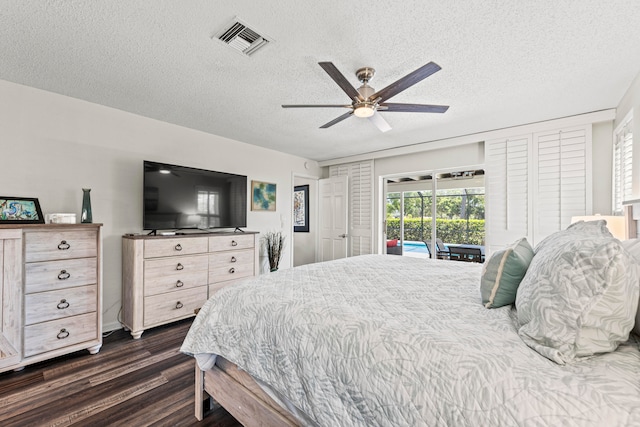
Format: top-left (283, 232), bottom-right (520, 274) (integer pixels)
top-left (181, 255), bottom-right (640, 427)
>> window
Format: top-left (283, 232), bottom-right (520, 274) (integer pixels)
top-left (613, 114), bottom-right (633, 214)
top-left (197, 187), bottom-right (221, 228)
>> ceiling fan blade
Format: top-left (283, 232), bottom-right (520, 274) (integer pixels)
top-left (368, 112), bottom-right (391, 132)
top-left (318, 62), bottom-right (364, 102)
top-left (282, 104), bottom-right (351, 108)
top-left (320, 111), bottom-right (353, 128)
top-left (369, 62), bottom-right (442, 104)
top-left (379, 103), bottom-right (449, 113)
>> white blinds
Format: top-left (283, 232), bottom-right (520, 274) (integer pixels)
top-left (485, 135), bottom-right (531, 252)
top-left (613, 118), bottom-right (633, 214)
top-left (533, 128), bottom-right (589, 243)
top-left (329, 161), bottom-right (374, 256)
top-left (485, 125), bottom-right (591, 251)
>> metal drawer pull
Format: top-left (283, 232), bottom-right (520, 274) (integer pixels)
top-left (176, 263), bottom-right (184, 270)
top-left (175, 280), bottom-right (184, 288)
top-left (231, 240), bottom-right (238, 246)
top-left (58, 240), bottom-right (70, 250)
top-left (57, 328), bottom-right (70, 339)
top-left (229, 267), bottom-right (235, 274)
top-left (175, 301), bottom-right (184, 309)
top-left (174, 243), bottom-right (182, 251)
top-left (57, 299), bottom-right (70, 309)
top-left (230, 256), bottom-right (237, 263)
top-left (58, 270), bottom-right (71, 280)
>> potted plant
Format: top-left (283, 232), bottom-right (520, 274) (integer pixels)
top-left (263, 231), bottom-right (285, 272)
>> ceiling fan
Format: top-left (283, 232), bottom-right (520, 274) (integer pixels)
top-left (282, 61), bottom-right (449, 132)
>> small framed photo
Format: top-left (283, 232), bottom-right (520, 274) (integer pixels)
top-left (293, 185), bottom-right (309, 232)
top-left (0, 197), bottom-right (45, 224)
top-left (251, 181), bottom-right (277, 211)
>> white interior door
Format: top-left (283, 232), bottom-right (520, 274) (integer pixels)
top-left (319, 176), bottom-right (348, 262)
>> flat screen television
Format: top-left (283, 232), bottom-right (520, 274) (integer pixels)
top-left (143, 160), bottom-right (247, 231)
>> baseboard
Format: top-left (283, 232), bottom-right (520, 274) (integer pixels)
top-left (102, 321), bottom-right (123, 333)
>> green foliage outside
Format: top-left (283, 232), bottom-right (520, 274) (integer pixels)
top-left (386, 192), bottom-right (485, 220)
top-left (386, 217), bottom-right (485, 245)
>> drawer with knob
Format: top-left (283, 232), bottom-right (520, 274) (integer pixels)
top-left (24, 230), bottom-right (98, 262)
top-left (143, 237), bottom-right (208, 258)
top-left (208, 234), bottom-right (254, 252)
top-left (24, 285), bottom-right (97, 325)
top-left (23, 312), bottom-right (98, 358)
top-left (25, 258), bottom-right (97, 294)
top-left (143, 254), bottom-right (208, 296)
top-left (208, 249), bottom-right (254, 283)
top-left (143, 286), bottom-right (207, 327)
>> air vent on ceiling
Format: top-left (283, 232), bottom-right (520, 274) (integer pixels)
top-left (215, 19), bottom-right (270, 57)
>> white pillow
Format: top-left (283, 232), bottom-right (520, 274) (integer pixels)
top-left (516, 221), bottom-right (640, 364)
top-left (622, 238), bottom-right (640, 336)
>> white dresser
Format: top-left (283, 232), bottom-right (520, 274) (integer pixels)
top-left (122, 232), bottom-right (259, 339)
top-left (0, 224), bottom-right (102, 374)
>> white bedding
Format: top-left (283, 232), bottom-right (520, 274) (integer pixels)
top-left (181, 255), bottom-right (640, 426)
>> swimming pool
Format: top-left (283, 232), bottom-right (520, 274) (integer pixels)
top-left (400, 241), bottom-right (428, 254)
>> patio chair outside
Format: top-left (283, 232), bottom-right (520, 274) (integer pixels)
top-left (448, 246), bottom-right (483, 263)
top-left (435, 238), bottom-right (450, 259)
top-left (424, 241), bottom-right (448, 259)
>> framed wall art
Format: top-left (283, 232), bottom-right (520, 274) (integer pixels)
top-left (251, 180), bottom-right (277, 211)
top-left (0, 197), bottom-right (45, 224)
top-left (293, 185), bottom-right (309, 232)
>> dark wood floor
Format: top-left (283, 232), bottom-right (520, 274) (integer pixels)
top-left (0, 319), bottom-right (241, 426)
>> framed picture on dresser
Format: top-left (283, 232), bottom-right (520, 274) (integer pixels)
top-left (0, 197), bottom-right (44, 224)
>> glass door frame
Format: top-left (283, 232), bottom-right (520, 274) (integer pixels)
top-left (381, 164), bottom-right (485, 259)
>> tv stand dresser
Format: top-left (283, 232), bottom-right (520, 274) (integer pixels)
top-left (0, 223), bottom-right (102, 374)
top-left (121, 231), bottom-right (259, 339)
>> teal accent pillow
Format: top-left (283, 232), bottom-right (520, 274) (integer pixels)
top-left (480, 238), bottom-right (534, 308)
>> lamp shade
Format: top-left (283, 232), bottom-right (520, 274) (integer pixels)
top-left (570, 215), bottom-right (626, 240)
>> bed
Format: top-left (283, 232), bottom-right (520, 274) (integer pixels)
top-left (181, 221), bottom-right (640, 426)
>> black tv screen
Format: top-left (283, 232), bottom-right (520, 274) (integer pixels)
top-left (143, 161), bottom-right (247, 231)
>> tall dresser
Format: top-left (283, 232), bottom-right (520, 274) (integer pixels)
top-left (122, 231), bottom-right (259, 339)
top-left (0, 223), bottom-right (102, 374)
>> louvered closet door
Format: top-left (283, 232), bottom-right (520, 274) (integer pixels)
top-left (329, 161), bottom-right (374, 256)
top-left (533, 127), bottom-right (591, 244)
top-left (485, 135), bottom-right (532, 254)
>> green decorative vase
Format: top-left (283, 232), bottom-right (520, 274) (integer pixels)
top-left (81, 188), bottom-right (93, 223)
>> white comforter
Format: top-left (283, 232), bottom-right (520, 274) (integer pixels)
top-left (181, 255), bottom-right (640, 426)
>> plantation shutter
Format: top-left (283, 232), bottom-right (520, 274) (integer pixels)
top-left (329, 161), bottom-right (374, 256)
top-left (484, 135), bottom-right (531, 253)
top-left (485, 125), bottom-right (591, 253)
top-left (613, 118), bottom-right (633, 214)
top-left (533, 127), bottom-right (591, 244)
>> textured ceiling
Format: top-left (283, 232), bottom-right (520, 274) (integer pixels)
top-left (1, 1), bottom-right (640, 162)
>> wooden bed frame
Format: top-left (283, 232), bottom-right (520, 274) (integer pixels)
top-left (194, 357), bottom-right (300, 426)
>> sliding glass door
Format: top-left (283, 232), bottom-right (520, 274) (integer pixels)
top-left (385, 170), bottom-right (485, 260)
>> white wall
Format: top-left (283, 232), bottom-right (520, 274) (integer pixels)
top-left (293, 176), bottom-right (318, 266)
top-left (615, 69), bottom-right (640, 200)
top-left (592, 121), bottom-right (614, 214)
top-left (0, 79), bottom-right (321, 332)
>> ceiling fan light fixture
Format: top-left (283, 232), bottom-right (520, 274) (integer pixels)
top-left (353, 104), bottom-right (375, 118)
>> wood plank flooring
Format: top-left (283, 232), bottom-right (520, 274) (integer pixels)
top-left (0, 319), bottom-right (241, 426)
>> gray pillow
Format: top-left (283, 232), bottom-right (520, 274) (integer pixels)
top-left (481, 238), bottom-right (534, 308)
top-left (621, 239), bottom-right (640, 336)
top-left (516, 221), bottom-right (640, 364)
